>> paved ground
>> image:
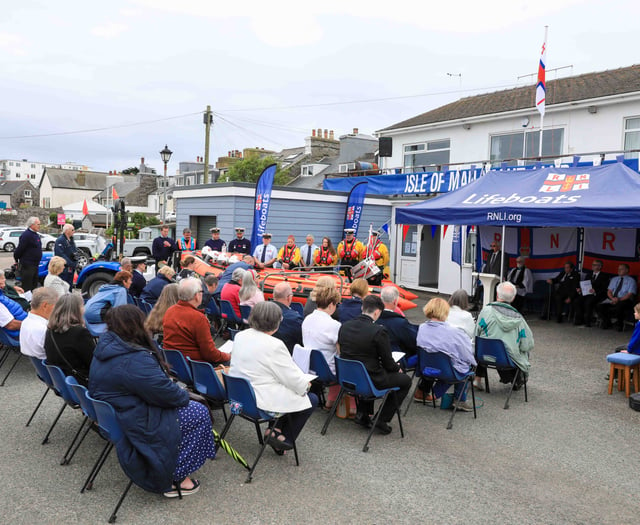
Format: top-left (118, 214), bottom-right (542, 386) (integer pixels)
top-left (1, 254), bottom-right (639, 524)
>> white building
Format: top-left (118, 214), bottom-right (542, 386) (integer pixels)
top-left (375, 64), bottom-right (640, 294)
top-left (0, 159), bottom-right (88, 186)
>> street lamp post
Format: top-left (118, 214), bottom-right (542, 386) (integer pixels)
top-left (160, 144), bottom-right (173, 224)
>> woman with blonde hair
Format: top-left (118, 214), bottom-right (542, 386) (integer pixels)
top-left (239, 269), bottom-right (265, 307)
top-left (338, 278), bottom-right (368, 323)
top-left (303, 275), bottom-right (340, 319)
top-left (144, 283), bottom-right (179, 340)
top-left (44, 255), bottom-right (70, 297)
top-left (140, 265), bottom-right (176, 306)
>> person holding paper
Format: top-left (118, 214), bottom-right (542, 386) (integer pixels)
top-left (230, 301), bottom-right (318, 452)
top-left (573, 260), bottom-right (608, 327)
top-left (338, 295), bottom-right (411, 434)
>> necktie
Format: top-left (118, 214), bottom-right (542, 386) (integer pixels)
top-left (491, 252), bottom-right (497, 267)
top-left (261, 246), bottom-right (267, 263)
top-left (306, 247), bottom-right (311, 266)
top-left (613, 278), bottom-right (623, 297)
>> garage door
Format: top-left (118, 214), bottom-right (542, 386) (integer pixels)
top-left (195, 216), bottom-right (217, 249)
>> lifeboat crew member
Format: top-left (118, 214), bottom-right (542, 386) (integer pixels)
top-left (204, 227), bottom-right (226, 252)
top-left (228, 227), bottom-right (252, 255)
top-left (253, 233), bottom-right (278, 269)
top-left (314, 236), bottom-right (337, 267)
top-left (365, 231), bottom-right (389, 286)
top-left (277, 235), bottom-right (301, 270)
top-left (337, 228), bottom-right (364, 277)
top-left (177, 228), bottom-right (196, 251)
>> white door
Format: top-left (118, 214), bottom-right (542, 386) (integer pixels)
top-left (396, 224), bottom-right (419, 288)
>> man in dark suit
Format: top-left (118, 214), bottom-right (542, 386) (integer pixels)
top-left (573, 259), bottom-right (608, 327)
top-left (54, 223), bottom-right (78, 289)
top-left (485, 241), bottom-right (508, 280)
top-left (271, 282), bottom-right (302, 354)
top-left (14, 216), bottom-right (42, 292)
top-left (546, 262), bottom-right (580, 323)
top-left (376, 286), bottom-right (418, 359)
top-left (338, 295), bottom-right (411, 434)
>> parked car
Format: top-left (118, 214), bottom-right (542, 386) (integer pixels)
top-left (0, 228), bottom-right (56, 252)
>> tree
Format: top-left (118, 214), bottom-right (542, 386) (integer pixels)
top-left (224, 155), bottom-right (289, 185)
top-left (121, 167), bottom-right (139, 175)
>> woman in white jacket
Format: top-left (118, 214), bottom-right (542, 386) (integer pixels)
top-left (230, 301), bottom-right (318, 452)
top-left (43, 256), bottom-right (70, 298)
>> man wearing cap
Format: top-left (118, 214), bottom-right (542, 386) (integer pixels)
top-left (365, 231), bottom-right (389, 285)
top-left (204, 227), bottom-right (226, 252)
top-left (253, 233), bottom-right (278, 269)
top-left (228, 227), bottom-right (252, 255)
top-left (299, 234), bottom-right (318, 270)
top-left (337, 228), bottom-right (364, 277)
top-left (277, 235), bottom-right (301, 270)
top-left (177, 228), bottom-right (196, 251)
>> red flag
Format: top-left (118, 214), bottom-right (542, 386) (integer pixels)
top-left (112, 186), bottom-right (119, 200)
top-left (82, 199), bottom-right (89, 216)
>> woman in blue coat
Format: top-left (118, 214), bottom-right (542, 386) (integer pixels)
top-left (140, 266), bottom-right (176, 307)
top-left (89, 305), bottom-right (215, 497)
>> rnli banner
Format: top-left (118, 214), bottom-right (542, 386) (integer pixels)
top-left (583, 228), bottom-right (640, 275)
top-left (343, 181), bottom-right (368, 237)
top-left (479, 226), bottom-right (578, 280)
top-left (250, 164), bottom-right (277, 249)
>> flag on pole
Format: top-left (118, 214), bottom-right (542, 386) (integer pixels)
top-left (82, 199), bottom-right (89, 216)
top-left (380, 222), bottom-right (389, 235)
top-left (451, 225), bottom-right (462, 266)
top-left (112, 186), bottom-right (119, 200)
top-left (250, 164), bottom-right (277, 249)
top-left (536, 29), bottom-right (547, 116)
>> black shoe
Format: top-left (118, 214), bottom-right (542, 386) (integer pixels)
top-left (374, 420), bottom-right (392, 435)
top-left (353, 413), bottom-right (372, 429)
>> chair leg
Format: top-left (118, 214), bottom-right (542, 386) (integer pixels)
top-left (108, 479), bottom-right (134, 524)
top-left (254, 421), bottom-right (264, 445)
top-left (404, 380), bottom-right (419, 416)
top-left (471, 381), bottom-right (477, 419)
top-left (504, 369), bottom-right (520, 410)
top-left (0, 351), bottom-right (21, 386)
top-left (363, 393), bottom-right (390, 453)
top-left (42, 402), bottom-right (67, 445)
top-left (394, 395), bottom-right (404, 438)
top-left (624, 366), bottom-right (632, 398)
top-left (484, 368), bottom-right (491, 394)
top-left (217, 413), bottom-right (235, 445)
top-left (26, 386), bottom-right (50, 427)
top-left (634, 365), bottom-right (640, 394)
top-left (321, 388), bottom-right (344, 435)
top-left (221, 404), bottom-right (228, 423)
top-left (245, 415), bottom-right (284, 483)
top-left (523, 375), bottom-right (528, 402)
top-left (61, 416), bottom-right (89, 465)
top-left (81, 442), bottom-right (112, 493)
top-left (608, 363), bottom-right (615, 395)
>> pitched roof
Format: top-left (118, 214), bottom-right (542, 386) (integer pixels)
top-left (43, 168), bottom-right (137, 190)
top-left (382, 64), bottom-right (640, 131)
top-left (0, 181), bottom-right (34, 195)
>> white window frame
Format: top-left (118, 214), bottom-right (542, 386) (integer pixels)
top-left (623, 116), bottom-right (640, 158)
top-left (403, 139), bottom-right (451, 172)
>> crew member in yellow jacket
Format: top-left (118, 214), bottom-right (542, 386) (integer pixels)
top-left (277, 235), bottom-right (301, 269)
top-left (337, 228), bottom-right (365, 278)
top-left (365, 231), bottom-right (389, 285)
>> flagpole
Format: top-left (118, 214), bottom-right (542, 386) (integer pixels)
top-left (537, 26), bottom-right (548, 159)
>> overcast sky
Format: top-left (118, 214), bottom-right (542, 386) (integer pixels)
top-left (1, 0), bottom-right (639, 174)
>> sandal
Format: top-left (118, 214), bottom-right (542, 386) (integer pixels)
top-left (163, 478), bottom-right (201, 498)
top-left (266, 428), bottom-right (293, 451)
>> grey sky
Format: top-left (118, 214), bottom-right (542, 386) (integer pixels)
top-left (1, 0), bottom-right (638, 174)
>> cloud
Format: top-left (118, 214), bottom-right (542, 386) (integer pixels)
top-left (91, 23), bottom-right (128, 38)
top-left (0, 32), bottom-right (27, 56)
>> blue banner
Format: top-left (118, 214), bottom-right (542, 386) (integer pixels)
top-left (323, 158), bottom-right (639, 196)
top-left (451, 225), bottom-right (462, 266)
top-left (250, 164), bottom-right (277, 249)
top-left (343, 181), bottom-right (368, 237)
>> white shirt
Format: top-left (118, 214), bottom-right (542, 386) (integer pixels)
top-left (19, 312), bottom-right (48, 359)
top-left (0, 303), bottom-right (15, 328)
top-left (299, 244), bottom-right (319, 267)
top-left (253, 244), bottom-right (278, 263)
top-left (44, 274), bottom-right (70, 298)
top-left (446, 306), bottom-right (476, 341)
top-left (302, 309), bottom-right (341, 373)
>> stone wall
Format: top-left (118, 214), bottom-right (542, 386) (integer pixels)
top-left (1, 207), bottom-right (62, 233)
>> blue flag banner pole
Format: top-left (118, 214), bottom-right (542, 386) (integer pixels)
top-left (250, 164), bottom-right (277, 249)
top-left (343, 181), bottom-right (368, 237)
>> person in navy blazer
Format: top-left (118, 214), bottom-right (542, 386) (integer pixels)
top-left (271, 282), bottom-right (303, 354)
top-left (130, 260), bottom-right (147, 298)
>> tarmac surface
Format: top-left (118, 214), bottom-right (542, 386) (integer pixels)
top-left (1, 283), bottom-right (639, 524)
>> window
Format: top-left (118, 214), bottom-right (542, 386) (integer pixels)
top-left (401, 225), bottom-right (418, 256)
top-left (301, 165), bottom-right (313, 176)
top-left (42, 198), bottom-right (50, 208)
top-left (24, 190), bottom-right (31, 198)
top-left (8, 162), bottom-right (13, 166)
top-left (490, 129), bottom-right (564, 164)
top-left (31, 174), bottom-right (36, 179)
top-left (624, 117), bottom-right (640, 158)
top-left (15, 173), bottom-right (20, 178)
top-left (30, 164), bottom-right (35, 168)
top-left (15, 162), bottom-right (20, 167)
top-left (403, 139), bottom-right (450, 171)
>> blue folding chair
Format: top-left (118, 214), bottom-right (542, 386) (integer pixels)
top-left (309, 349), bottom-right (337, 408)
top-left (0, 329), bottom-right (22, 386)
top-left (163, 348), bottom-right (194, 387)
top-left (290, 302), bottom-right (304, 317)
top-left (321, 357), bottom-right (404, 452)
top-left (44, 362), bottom-right (89, 465)
top-left (475, 336), bottom-right (528, 409)
top-left (408, 347), bottom-right (476, 429)
top-left (219, 373), bottom-right (300, 483)
top-left (220, 299), bottom-right (243, 328)
top-left (26, 357), bottom-right (57, 428)
top-left (138, 298), bottom-right (153, 315)
top-left (187, 357), bottom-right (228, 421)
top-left (86, 393), bottom-right (135, 523)
top-left (239, 304), bottom-right (252, 324)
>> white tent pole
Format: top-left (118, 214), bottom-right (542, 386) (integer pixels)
top-left (500, 225), bottom-right (506, 280)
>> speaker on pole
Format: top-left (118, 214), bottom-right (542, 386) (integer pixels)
top-left (379, 137), bottom-right (393, 157)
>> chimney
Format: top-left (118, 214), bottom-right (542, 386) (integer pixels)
top-left (329, 130), bottom-right (334, 140)
top-left (324, 129), bottom-right (328, 139)
top-left (312, 129), bottom-right (316, 137)
top-left (353, 128), bottom-right (359, 135)
top-left (228, 151), bottom-right (231, 157)
top-left (109, 171), bottom-right (112, 175)
top-left (317, 128), bottom-right (322, 137)
top-left (141, 157), bottom-right (144, 164)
